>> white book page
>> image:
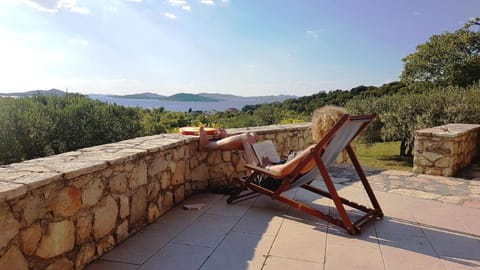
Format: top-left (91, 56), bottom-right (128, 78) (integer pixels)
top-left (251, 140), bottom-right (281, 164)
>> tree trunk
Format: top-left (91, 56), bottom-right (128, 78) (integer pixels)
top-left (406, 139), bottom-right (415, 156)
top-left (400, 138), bottom-right (407, 157)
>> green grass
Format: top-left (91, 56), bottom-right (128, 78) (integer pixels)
top-left (355, 141), bottom-right (413, 171)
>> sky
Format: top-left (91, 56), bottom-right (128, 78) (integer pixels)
top-left (0, 0), bottom-right (479, 97)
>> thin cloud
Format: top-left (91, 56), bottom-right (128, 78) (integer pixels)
top-left (306, 30), bottom-right (319, 39)
top-left (70, 6), bottom-right (90, 15)
top-left (182, 5), bottom-right (192, 11)
top-left (413, 10), bottom-right (422, 16)
top-left (164, 12), bottom-right (177, 19)
top-left (68, 38), bottom-right (89, 47)
top-left (18, 0), bottom-right (91, 14)
top-left (200, 0), bottom-right (215, 6)
top-left (168, 0), bottom-right (187, 6)
top-left (127, 0), bottom-right (143, 2)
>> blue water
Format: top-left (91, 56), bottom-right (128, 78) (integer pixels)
top-left (90, 95), bottom-right (278, 112)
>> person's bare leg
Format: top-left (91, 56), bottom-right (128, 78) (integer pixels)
top-left (219, 128), bottom-right (228, 138)
top-left (242, 132), bottom-right (258, 164)
top-left (199, 127), bottom-right (248, 151)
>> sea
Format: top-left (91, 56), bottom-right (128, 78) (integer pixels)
top-left (89, 95), bottom-right (280, 112)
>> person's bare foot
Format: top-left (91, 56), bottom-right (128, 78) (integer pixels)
top-left (199, 127), bottom-right (209, 151)
top-left (246, 132), bottom-right (257, 144)
top-left (219, 128), bottom-right (228, 138)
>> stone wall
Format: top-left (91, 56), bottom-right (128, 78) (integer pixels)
top-left (413, 124), bottom-right (480, 176)
top-left (0, 123), bottom-right (312, 270)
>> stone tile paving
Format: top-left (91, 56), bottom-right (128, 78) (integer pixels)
top-left (86, 164), bottom-right (480, 270)
top-left (329, 164), bottom-right (480, 209)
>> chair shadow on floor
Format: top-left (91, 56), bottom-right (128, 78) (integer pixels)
top-left (283, 204), bottom-right (480, 269)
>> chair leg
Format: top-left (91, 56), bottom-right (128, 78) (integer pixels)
top-left (227, 190), bottom-right (259, 204)
top-left (274, 193), bottom-right (358, 234)
top-left (346, 145), bottom-right (383, 217)
top-left (313, 154), bottom-right (357, 234)
top-left (226, 176), bottom-right (260, 204)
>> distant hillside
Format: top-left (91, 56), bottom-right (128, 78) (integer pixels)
top-left (0, 89), bottom-right (66, 97)
top-left (163, 93), bottom-right (219, 102)
top-left (198, 93), bottom-right (296, 102)
top-left (111, 92), bottom-right (166, 100)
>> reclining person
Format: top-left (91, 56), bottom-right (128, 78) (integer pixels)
top-left (199, 105), bottom-right (347, 188)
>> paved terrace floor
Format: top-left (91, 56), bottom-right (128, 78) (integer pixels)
top-left (86, 165), bottom-right (480, 270)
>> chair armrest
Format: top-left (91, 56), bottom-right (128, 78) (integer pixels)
top-left (244, 164), bottom-right (283, 179)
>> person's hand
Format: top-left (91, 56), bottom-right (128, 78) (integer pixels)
top-left (261, 156), bottom-right (272, 167)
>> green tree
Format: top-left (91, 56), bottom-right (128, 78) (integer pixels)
top-left (401, 26), bottom-right (480, 89)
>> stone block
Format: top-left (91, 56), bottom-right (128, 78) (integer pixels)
top-left (0, 205), bottom-right (20, 249)
top-left (435, 156), bottom-right (452, 168)
top-left (148, 156), bottom-right (168, 177)
top-left (15, 194), bottom-right (47, 226)
top-left (423, 151), bottom-right (443, 162)
top-left (75, 243), bottom-right (95, 270)
top-left (184, 182), bottom-right (192, 197)
top-left (222, 151), bottom-right (231, 162)
top-left (147, 203), bottom-right (160, 223)
top-left (82, 178), bottom-right (105, 207)
top-left (412, 166), bottom-right (424, 174)
top-left (191, 164), bottom-right (209, 181)
top-left (189, 156), bottom-right (198, 169)
top-left (207, 151), bottom-right (222, 165)
top-left (180, 145), bottom-right (187, 159)
top-left (21, 223), bottom-right (42, 255)
top-left (425, 141), bottom-right (452, 154)
top-left (158, 191), bottom-right (173, 215)
top-left (129, 161), bottom-right (147, 189)
top-left (0, 246), bottom-right (28, 270)
top-left (48, 187), bottom-right (82, 217)
top-left (191, 181), bottom-right (208, 192)
top-left (172, 161), bottom-right (186, 185)
top-left (97, 235), bottom-right (115, 256)
top-left (116, 220), bottom-right (129, 243)
top-left (76, 214), bottom-right (93, 244)
top-left (130, 187), bottom-right (146, 225)
top-left (70, 174), bottom-right (92, 189)
top-left (46, 258), bottom-right (74, 270)
top-left (425, 167), bottom-right (442, 176)
top-left (121, 161), bottom-right (135, 173)
top-left (102, 168), bottom-right (113, 179)
top-left (119, 194), bottom-right (130, 219)
top-left (185, 160), bottom-right (191, 181)
top-left (147, 181), bottom-right (160, 201)
top-left (442, 168), bottom-right (454, 176)
top-left (210, 163), bottom-right (227, 179)
top-left (93, 196), bottom-right (118, 240)
top-left (36, 220), bottom-right (75, 259)
top-left (109, 173), bottom-right (128, 193)
top-left (174, 185), bottom-right (185, 204)
top-left (160, 171), bottom-right (171, 189)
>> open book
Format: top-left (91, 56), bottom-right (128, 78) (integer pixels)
top-left (251, 140), bottom-right (282, 165)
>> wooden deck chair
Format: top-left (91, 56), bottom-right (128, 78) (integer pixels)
top-left (227, 114), bottom-right (383, 235)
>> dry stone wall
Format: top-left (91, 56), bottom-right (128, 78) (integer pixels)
top-left (413, 124), bottom-right (480, 176)
top-left (0, 123), bottom-right (311, 270)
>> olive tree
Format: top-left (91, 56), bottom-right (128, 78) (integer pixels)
top-left (401, 26), bottom-right (480, 89)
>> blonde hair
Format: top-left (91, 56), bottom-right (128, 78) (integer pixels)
top-left (311, 105), bottom-right (347, 142)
